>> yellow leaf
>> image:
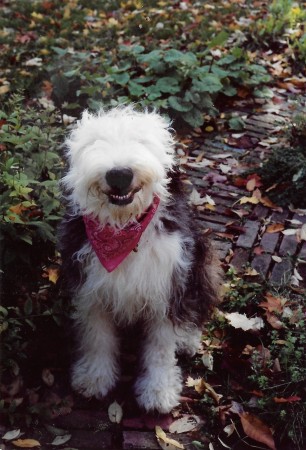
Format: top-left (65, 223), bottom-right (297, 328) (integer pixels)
top-left (12, 439), bottom-right (41, 448)
top-left (239, 196), bottom-right (260, 205)
top-left (31, 12), bottom-right (44, 20)
top-left (155, 426), bottom-right (184, 450)
top-left (0, 84), bottom-right (10, 95)
top-left (205, 126), bottom-right (214, 132)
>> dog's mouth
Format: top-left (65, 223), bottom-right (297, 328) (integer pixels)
top-left (108, 186), bottom-right (141, 206)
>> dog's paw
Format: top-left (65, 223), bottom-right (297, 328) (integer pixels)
top-left (71, 360), bottom-right (118, 399)
top-left (135, 366), bottom-right (182, 414)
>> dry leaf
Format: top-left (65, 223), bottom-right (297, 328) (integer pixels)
top-left (108, 401), bottom-right (123, 424)
top-left (12, 439), bottom-right (41, 448)
top-left (266, 223), bottom-right (284, 233)
top-left (42, 368), bottom-right (54, 387)
top-left (273, 396), bottom-right (301, 403)
top-left (239, 195), bottom-right (260, 205)
top-left (282, 228), bottom-right (297, 236)
top-left (2, 429), bottom-right (22, 441)
top-left (246, 178), bottom-right (256, 191)
top-left (189, 189), bottom-right (206, 206)
top-left (155, 426), bottom-right (184, 450)
top-left (202, 351), bottom-right (214, 371)
top-left (300, 223), bottom-right (306, 240)
top-left (169, 415), bottom-right (201, 434)
top-left (240, 412), bottom-right (276, 450)
top-left (272, 255), bottom-right (282, 263)
top-left (225, 312), bottom-right (264, 331)
top-left (50, 435), bottom-right (71, 446)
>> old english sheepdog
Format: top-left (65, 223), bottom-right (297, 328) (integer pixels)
top-left (59, 106), bottom-right (220, 414)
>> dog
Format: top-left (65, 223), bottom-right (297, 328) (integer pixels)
top-left (59, 106), bottom-right (220, 414)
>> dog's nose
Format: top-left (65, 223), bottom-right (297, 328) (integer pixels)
top-left (105, 167), bottom-right (134, 191)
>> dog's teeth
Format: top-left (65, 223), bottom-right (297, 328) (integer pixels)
top-left (111, 191), bottom-right (132, 200)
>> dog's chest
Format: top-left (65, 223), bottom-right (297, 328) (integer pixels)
top-left (82, 228), bottom-right (188, 322)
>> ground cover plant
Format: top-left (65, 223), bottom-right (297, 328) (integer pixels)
top-left (0, 0), bottom-right (305, 448)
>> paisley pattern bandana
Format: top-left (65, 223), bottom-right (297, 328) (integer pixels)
top-left (83, 195), bottom-right (160, 272)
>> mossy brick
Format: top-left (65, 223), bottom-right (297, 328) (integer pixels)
top-left (270, 259), bottom-right (293, 285)
top-left (260, 232), bottom-right (280, 253)
top-left (251, 254), bottom-right (272, 278)
top-left (231, 247), bottom-right (250, 272)
top-left (236, 220), bottom-right (260, 249)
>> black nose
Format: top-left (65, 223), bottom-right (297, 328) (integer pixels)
top-left (105, 167), bottom-right (134, 192)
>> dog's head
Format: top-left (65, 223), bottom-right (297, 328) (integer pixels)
top-left (62, 107), bottom-right (176, 226)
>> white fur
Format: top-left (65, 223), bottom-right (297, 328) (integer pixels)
top-left (64, 107), bottom-right (202, 413)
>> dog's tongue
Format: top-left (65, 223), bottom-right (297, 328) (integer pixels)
top-left (83, 195), bottom-right (160, 272)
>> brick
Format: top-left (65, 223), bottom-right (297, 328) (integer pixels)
top-left (231, 248), bottom-right (250, 272)
top-left (279, 234), bottom-right (298, 256)
top-left (270, 259), bottom-right (292, 285)
top-left (251, 254), bottom-right (272, 278)
top-left (271, 210), bottom-right (289, 223)
top-left (123, 431), bottom-right (160, 450)
top-left (251, 205), bottom-right (269, 220)
top-left (236, 220), bottom-right (260, 249)
top-left (68, 430), bottom-right (112, 449)
top-left (212, 240), bottom-right (232, 260)
top-left (52, 409), bottom-right (112, 431)
top-left (260, 232), bottom-right (279, 253)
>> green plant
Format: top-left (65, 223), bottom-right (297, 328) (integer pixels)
top-left (250, 0), bottom-right (306, 62)
top-left (258, 113), bottom-right (306, 208)
top-left (48, 43), bottom-right (271, 128)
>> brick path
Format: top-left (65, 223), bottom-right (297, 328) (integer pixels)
top-left (183, 88), bottom-right (306, 289)
top-left (1, 90), bottom-right (305, 450)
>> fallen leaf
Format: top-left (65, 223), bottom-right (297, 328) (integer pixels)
top-left (42, 368), bottom-right (54, 387)
top-left (239, 195), bottom-right (260, 205)
top-left (2, 429), bottom-right (22, 441)
top-left (300, 223), bottom-right (306, 240)
top-left (169, 415), bottom-right (201, 434)
top-left (155, 426), bottom-right (184, 450)
top-left (225, 312), bottom-right (264, 331)
top-left (202, 350), bottom-right (214, 371)
top-left (244, 267), bottom-right (259, 276)
top-left (240, 412), bottom-right (276, 450)
top-left (50, 434), bottom-right (71, 446)
top-left (272, 255), bottom-right (282, 263)
top-left (282, 228), bottom-right (297, 236)
top-left (259, 293), bottom-right (283, 313)
top-left (273, 396), bottom-right (301, 403)
top-left (108, 401), bottom-right (123, 424)
top-left (189, 189), bottom-right (207, 206)
top-left (266, 223), bottom-right (284, 233)
top-left (12, 439), bottom-right (41, 448)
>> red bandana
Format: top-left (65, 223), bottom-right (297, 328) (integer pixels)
top-left (83, 195), bottom-right (160, 272)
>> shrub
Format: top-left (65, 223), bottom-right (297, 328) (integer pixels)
top-left (0, 94), bottom-right (67, 385)
top-left (259, 114), bottom-right (306, 207)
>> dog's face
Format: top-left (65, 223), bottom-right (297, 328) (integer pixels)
top-left (62, 107), bottom-right (175, 226)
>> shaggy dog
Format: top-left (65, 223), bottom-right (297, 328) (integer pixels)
top-left (59, 107), bottom-right (220, 414)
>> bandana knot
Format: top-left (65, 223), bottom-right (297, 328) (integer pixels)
top-left (83, 195), bottom-right (160, 272)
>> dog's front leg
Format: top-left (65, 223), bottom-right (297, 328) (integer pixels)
top-left (71, 304), bottom-right (120, 399)
top-left (135, 318), bottom-right (182, 414)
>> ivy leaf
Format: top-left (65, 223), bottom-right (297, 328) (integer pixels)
top-left (156, 77), bottom-right (180, 94)
top-left (192, 75), bottom-right (223, 93)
